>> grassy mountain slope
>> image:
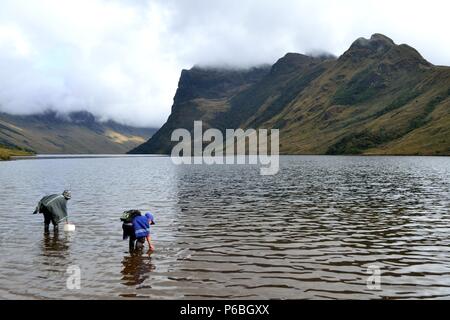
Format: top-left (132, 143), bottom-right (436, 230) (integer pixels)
top-left (0, 111), bottom-right (156, 154)
top-left (129, 66), bottom-right (271, 154)
top-left (131, 34), bottom-right (450, 155)
top-left (0, 144), bottom-right (34, 160)
top-left (268, 35), bottom-right (450, 155)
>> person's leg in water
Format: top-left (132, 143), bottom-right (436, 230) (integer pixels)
top-left (49, 214), bottom-right (58, 232)
top-left (129, 235), bottom-right (137, 253)
top-left (43, 212), bottom-right (52, 233)
top-left (52, 216), bottom-right (59, 232)
top-left (44, 211), bottom-right (59, 232)
top-left (135, 238), bottom-right (145, 251)
top-left (123, 223), bottom-right (137, 253)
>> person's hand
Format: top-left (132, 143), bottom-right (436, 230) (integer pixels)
top-left (150, 244), bottom-right (155, 251)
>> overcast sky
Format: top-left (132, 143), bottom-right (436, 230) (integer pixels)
top-left (0, 0), bottom-right (449, 127)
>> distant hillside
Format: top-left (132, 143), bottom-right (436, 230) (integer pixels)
top-left (131, 34), bottom-right (450, 156)
top-left (0, 111), bottom-right (157, 154)
top-left (0, 144), bottom-right (34, 160)
top-left (130, 66), bottom-right (271, 154)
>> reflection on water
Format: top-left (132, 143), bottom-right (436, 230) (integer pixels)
top-left (42, 231), bottom-right (70, 258)
top-left (121, 254), bottom-right (155, 287)
top-left (0, 155), bottom-right (449, 299)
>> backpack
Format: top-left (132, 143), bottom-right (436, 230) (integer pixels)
top-left (120, 210), bottom-right (141, 223)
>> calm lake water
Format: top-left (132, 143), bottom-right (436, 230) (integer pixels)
top-left (0, 155), bottom-right (449, 299)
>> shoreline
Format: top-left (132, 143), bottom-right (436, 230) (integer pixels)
top-left (4, 153), bottom-right (449, 162)
top-left (9, 154), bottom-right (167, 161)
top-left (0, 147), bottom-right (35, 161)
top-left (130, 152), bottom-right (450, 157)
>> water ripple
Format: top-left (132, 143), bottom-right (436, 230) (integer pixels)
top-left (0, 155), bottom-right (449, 299)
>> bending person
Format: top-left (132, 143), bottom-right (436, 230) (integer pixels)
top-left (33, 190), bottom-right (72, 232)
top-left (121, 210), bottom-right (155, 253)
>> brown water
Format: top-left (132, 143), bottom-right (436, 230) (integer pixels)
top-left (0, 155), bottom-right (449, 299)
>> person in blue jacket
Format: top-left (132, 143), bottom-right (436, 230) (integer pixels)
top-left (124, 211), bottom-right (155, 252)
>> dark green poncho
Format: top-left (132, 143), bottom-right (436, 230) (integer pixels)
top-left (33, 194), bottom-right (69, 223)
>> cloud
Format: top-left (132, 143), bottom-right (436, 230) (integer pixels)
top-left (0, 0), bottom-right (449, 127)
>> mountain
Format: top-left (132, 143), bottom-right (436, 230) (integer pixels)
top-left (131, 34), bottom-right (450, 156)
top-left (0, 144), bottom-right (34, 160)
top-left (130, 66), bottom-right (271, 154)
top-left (0, 111), bottom-right (156, 154)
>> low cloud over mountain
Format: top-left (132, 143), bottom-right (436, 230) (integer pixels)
top-left (0, 0), bottom-right (449, 127)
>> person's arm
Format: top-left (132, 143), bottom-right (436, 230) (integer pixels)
top-left (146, 235), bottom-right (155, 251)
top-left (63, 199), bottom-right (69, 223)
top-left (33, 200), bottom-right (41, 214)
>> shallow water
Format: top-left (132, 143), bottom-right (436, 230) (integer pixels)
top-left (0, 155), bottom-right (449, 299)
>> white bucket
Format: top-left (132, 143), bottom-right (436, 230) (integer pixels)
top-left (64, 224), bottom-right (76, 232)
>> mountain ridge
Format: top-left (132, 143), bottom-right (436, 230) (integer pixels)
top-left (131, 33), bottom-right (450, 156)
top-left (0, 110), bottom-right (156, 154)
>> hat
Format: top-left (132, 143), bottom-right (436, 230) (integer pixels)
top-left (62, 190), bottom-right (72, 200)
top-left (145, 212), bottom-right (155, 225)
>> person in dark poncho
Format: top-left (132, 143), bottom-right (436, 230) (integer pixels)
top-left (33, 190), bottom-right (72, 232)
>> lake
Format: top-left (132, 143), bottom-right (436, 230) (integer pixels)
top-left (0, 155), bottom-right (449, 299)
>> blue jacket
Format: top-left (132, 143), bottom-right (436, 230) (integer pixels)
top-left (132, 215), bottom-right (150, 238)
